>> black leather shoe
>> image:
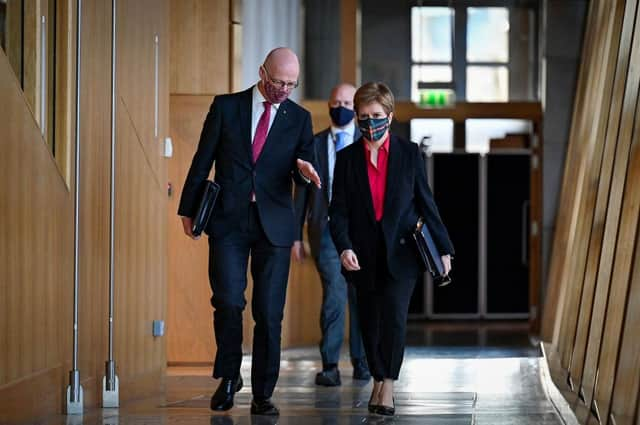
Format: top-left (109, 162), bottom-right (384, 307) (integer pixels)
top-left (250, 398), bottom-right (280, 416)
top-left (375, 397), bottom-right (395, 416)
top-left (210, 376), bottom-right (243, 411)
top-left (315, 366), bottom-right (341, 386)
top-left (352, 359), bottom-right (371, 381)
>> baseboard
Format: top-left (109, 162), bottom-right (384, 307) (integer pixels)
top-left (0, 365), bottom-right (63, 423)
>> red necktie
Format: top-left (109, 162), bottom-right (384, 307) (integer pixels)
top-left (252, 101), bottom-right (272, 163)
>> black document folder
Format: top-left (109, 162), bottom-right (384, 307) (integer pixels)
top-left (413, 218), bottom-right (451, 286)
top-left (191, 180), bottom-right (220, 237)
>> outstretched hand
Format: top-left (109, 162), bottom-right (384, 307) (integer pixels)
top-left (297, 159), bottom-right (322, 189)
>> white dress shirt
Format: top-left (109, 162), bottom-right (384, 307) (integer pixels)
top-left (251, 84), bottom-right (279, 143)
top-left (328, 122), bottom-right (356, 200)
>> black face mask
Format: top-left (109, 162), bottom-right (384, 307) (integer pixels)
top-left (329, 106), bottom-right (355, 127)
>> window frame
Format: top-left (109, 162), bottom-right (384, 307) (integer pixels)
top-left (410, 0), bottom-right (539, 102)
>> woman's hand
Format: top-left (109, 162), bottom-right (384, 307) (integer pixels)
top-left (441, 254), bottom-right (452, 275)
top-left (340, 249), bottom-right (361, 271)
top-left (291, 240), bottom-right (306, 262)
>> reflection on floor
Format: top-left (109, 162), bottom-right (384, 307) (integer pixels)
top-left (39, 322), bottom-right (571, 424)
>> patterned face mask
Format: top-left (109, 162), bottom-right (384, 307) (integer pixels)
top-left (263, 78), bottom-right (290, 104)
top-left (358, 116), bottom-right (389, 142)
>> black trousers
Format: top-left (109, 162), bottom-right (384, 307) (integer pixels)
top-left (355, 222), bottom-right (416, 381)
top-left (208, 204), bottom-right (290, 399)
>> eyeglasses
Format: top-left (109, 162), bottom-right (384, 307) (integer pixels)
top-left (262, 66), bottom-right (299, 90)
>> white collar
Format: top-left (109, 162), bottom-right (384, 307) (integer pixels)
top-left (330, 122), bottom-right (355, 138)
top-left (252, 83), bottom-right (280, 109)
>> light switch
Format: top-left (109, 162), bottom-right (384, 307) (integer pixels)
top-left (152, 320), bottom-right (164, 337)
top-left (163, 137), bottom-right (173, 158)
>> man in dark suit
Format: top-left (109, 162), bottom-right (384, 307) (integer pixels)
top-left (178, 47), bottom-right (321, 416)
top-left (292, 83), bottom-right (370, 386)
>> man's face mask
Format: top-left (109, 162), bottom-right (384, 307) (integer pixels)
top-left (329, 106), bottom-right (355, 127)
top-left (263, 78), bottom-right (290, 104)
top-left (261, 66), bottom-right (296, 104)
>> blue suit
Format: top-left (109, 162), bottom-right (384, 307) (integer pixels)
top-left (293, 126), bottom-right (366, 368)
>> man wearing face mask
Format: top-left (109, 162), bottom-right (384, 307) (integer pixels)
top-left (292, 83), bottom-right (370, 387)
top-left (178, 47), bottom-right (320, 416)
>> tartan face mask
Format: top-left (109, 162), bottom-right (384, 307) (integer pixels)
top-left (358, 116), bottom-right (389, 142)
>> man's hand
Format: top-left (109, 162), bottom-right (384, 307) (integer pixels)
top-left (441, 254), bottom-right (452, 276)
top-left (291, 240), bottom-right (306, 262)
top-left (181, 216), bottom-right (200, 240)
top-left (340, 249), bottom-right (361, 271)
top-left (297, 158), bottom-right (322, 189)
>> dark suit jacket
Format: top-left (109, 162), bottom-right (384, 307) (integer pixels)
top-left (293, 126), bottom-right (361, 257)
top-left (329, 134), bottom-right (454, 286)
top-left (178, 86), bottom-right (315, 247)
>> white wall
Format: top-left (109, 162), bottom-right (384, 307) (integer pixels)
top-left (242, 0), bottom-right (304, 101)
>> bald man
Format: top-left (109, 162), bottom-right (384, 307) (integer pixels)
top-left (178, 47), bottom-right (320, 416)
top-left (292, 83), bottom-right (370, 387)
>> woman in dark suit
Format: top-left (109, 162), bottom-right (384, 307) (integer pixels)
top-left (329, 82), bottom-right (454, 416)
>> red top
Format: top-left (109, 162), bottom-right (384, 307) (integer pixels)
top-left (364, 136), bottom-right (390, 221)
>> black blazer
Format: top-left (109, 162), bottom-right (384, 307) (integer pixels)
top-left (293, 126), bottom-right (361, 257)
top-left (329, 134), bottom-right (454, 286)
top-left (178, 86), bottom-right (315, 247)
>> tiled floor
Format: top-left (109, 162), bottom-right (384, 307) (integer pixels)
top-left (34, 322), bottom-right (575, 424)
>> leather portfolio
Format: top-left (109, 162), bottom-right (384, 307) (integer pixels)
top-left (412, 218), bottom-right (451, 287)
top-left (191, 180), bottom-right (220, 237)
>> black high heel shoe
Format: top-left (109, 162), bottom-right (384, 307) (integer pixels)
top-left (376, 397), bottom-right (395, 416)
top-left (368, 385), bottom-right (381, 414)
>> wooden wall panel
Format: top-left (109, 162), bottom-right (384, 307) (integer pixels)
top-left (590, 86), bottom-right (640, 424)
top-left (114, 0), bottom-right (169, 390)
top-left (4, 0), bottom-right (23, 84)
top-left (0, 47), bottom-right (73, 420)
top-left (1, 0), bottom-right (170, 420)
top-left (542, 0), bottom-right (598, 343)
top-left (578, 1), bottom-right (640, 413)
top-left (552, 0), bottom-right (626, 383)
top-left (76, 0), bottom-right (111, 404)
top-left (170, 0), bottom-right (229, 95)
top-left (114, 97), bottom-right (167, 388)
top-left (117, 0), bottom-right (166, 189)
top-left (167, 94), bottom-right (217, 364)
top-left (570, 0), bottom-right (638, 408)
top-left (553, 0), bottom-right (611, 374)
top-left (544, 0), bottom-right (640, 423)
top-left (610, 231), bottom-right (640, 425)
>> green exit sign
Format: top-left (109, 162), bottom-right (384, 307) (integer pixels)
top-left (418, 89), bottom-right (455, 108)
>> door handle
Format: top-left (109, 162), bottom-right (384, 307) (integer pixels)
top-left (521, 200), bottom-right (530, 267)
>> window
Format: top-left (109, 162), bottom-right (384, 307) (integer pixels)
top-left (466, 119), bottom-right (532, 153)
top-left (1, 0), bottom-right (74, 181)
top-left (411, 3), bottom-right (537, 103)
top-left (411, 7), bottom-right (454, 104)
top-left (410, 119), bottom-right (454, 153)
top-left (1, 0), bottom-right (58, 152)
top-left (466, 7), bottom-right (509, 101)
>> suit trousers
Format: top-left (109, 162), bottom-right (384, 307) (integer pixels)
top-left (208, 203), bottom-right (290, 399)
top-left (314, 227), bottom-right (366, 367)
top-left (355, 222), bottom-right (416, 381)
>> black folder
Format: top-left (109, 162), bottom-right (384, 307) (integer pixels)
top-left (413, 218), bottom-right (451, 287)
top-left (191, 180), bottom-right (220, 237)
